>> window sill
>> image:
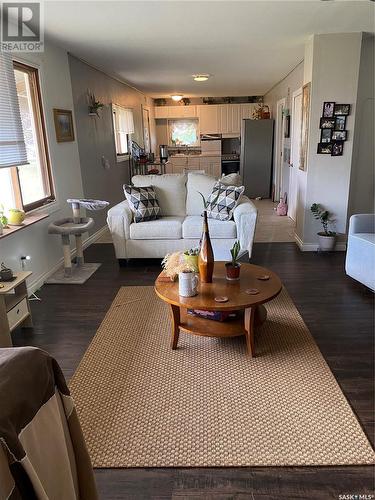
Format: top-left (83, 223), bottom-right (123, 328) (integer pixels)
top-left (116, 154), bottom-right (130, 163)
top-left (0, 212), bottom-right (49, 240)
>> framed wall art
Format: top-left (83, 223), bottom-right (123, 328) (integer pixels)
top-left (53, 109), bottom-right (75, 142)
top-left (299, 82), bottom-right (311, 171)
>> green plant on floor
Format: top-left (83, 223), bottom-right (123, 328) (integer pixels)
top-left (230, 241), bottom-right (241, 267)
top-left (310, 203), bottom-right (336, 236)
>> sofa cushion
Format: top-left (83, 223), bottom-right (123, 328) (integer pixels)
top-left (130, 216), bottom-right (184, 240)
top-left (186, 172), bottom-right (217, 216)
top-left (132, 174), bottom-right (186, 217)
top-left (123, 185), bottom-right (161, 223)
top-left (220, 173), bottom-right (243, 187)
top-left (206, 182), bottom-right (245, 221)
top-left (182, 216), bottom-right (237, 239)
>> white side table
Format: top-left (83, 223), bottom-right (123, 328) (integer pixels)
top-left (0, 271), bottom-right (33, 347)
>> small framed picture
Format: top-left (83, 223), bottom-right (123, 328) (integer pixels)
top-left (53, 108), bottom-right (75, 142)
top-left (317, 143), bottom-right (332, 154)
top-left (334, 104), bottom-right (350, 116)
top-left (335, 115), bottom-right (346, 131)
top-left (320, 117), bottom-right (335, 129)
top-left (322, 102), bottom-right (335, 118)
top-left (320, 129), bottom-right (332, 143)
top-left (331, 142), bottom-right (344, 156)
top-left (332, 130), bottom-right (347, 141)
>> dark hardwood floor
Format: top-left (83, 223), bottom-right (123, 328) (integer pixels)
top-left (13, 242), bottom-right (374, 500)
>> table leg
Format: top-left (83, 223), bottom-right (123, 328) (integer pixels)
top-left (244, 307), bottom-right (255, 357)
top-left (169, 304), bottom-right (180, 350)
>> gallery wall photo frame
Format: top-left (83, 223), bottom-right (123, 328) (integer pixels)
top-left (334, 115), bottom-right (347, 131)
top-left (334, 104), bottom-right (351, 116)
top-left (53, 109), bottom-right (75, 142)
top-left (299, 82), bottom-right (311, 171)
top-left (322, 101), bottom-right (335, 118)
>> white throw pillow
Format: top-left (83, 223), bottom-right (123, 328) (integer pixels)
top-left (132, 173), bottom-right (187, 217)
top-left (220, 173), bottom-right (243, 187)
top-left (205, 182), bottom-right (245, 221)
top-left (186, 172), bottom-right (217, 216)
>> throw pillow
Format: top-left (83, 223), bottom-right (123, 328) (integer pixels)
top-left (220, 173), bottom-right (243, 187)
top-left (123, 185), bottom-right (161, 223)
top-left (205, 182), bottom-right (244, 221)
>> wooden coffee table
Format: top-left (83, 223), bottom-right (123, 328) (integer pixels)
top-left (154, 262), bottom-right (282, 357)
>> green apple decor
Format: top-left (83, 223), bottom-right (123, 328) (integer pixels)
top-left (8, 208), bottom-right (25, 225)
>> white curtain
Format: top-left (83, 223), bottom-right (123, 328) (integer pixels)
top-left (0, 52), bottom-right (28, 168)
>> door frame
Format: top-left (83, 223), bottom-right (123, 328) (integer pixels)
top-left (288, 88), bottom-right (303, 221)
top-left (141, 105), bottom-right (151, 153)
top-left (274, 98), bottom-right (286, 202)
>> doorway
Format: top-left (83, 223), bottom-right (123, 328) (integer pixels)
top-left (274, 98), bottom-right (285, 202)
top-left (288, 88), bottom-right (302, 221)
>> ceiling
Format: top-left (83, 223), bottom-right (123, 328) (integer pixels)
top-left (43, 1), bottom-right (375, 98)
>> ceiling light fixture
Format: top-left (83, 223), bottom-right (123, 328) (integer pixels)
top-left (171, 94), bottom-right (183, 101)
top-left (193, 74), bottom-right (210, 82)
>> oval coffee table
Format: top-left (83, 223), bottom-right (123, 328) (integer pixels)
top-left (155, 262), bottom-right (282, 357)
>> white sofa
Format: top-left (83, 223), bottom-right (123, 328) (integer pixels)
top-left (107, 173), bottom-right (258, 262)
top-left (345, 214), bottom-right (375, 291)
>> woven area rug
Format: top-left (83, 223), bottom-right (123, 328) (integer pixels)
top-left (70, 286), bottom-right (375, 467)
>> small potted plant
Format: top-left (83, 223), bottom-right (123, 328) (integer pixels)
top-left (183, 247), bottom-right (199, 272)
top-left (226, 241), bottom-right (241, 280)
top-left (8, 208), bottom-right (25, 226)
top-left (88, 92), bottom-right (104, 117)
top-left (0, 204), bottom-right (8, 228)
top-left (311, 203), bottom-right (337, 251)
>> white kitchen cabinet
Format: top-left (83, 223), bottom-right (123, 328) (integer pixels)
top-left (197, 105), bottom-right (220, 134)
top-left (240, 104), bottom-right (255, 120)
top-left (229, 104), bottom-right (241, 134)
top-left (154, 105), bottom-right (197, 119)
top-left (199, 156), bottom-right (221, 177)
top-left (187, 157), bottom-right (201, 169)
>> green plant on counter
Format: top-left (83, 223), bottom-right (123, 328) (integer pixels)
top-left (0, 204), bottom-right (8, 227)
top-left (230, 241), bottom-right (241, 266)
top-left (184, 247), bottom-right (199, 256)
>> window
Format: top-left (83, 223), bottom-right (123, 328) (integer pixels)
top-left (168, 119), bottom-right (199, 147)
top-left (0, 61), bottom-right (54, 213)
top-left (112, 104), bottom-right (134, 160)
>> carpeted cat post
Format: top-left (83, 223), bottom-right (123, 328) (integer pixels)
top-left (46, 198), bottom-right (109, 284)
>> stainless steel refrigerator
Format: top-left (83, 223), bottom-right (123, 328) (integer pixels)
top-left (240, 119), bottom-right (274, 199)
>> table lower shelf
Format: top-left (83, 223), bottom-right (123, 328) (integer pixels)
top-left (179, 308), bottom-right (246, 338)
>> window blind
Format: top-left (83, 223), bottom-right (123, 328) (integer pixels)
top-left (0, 53), bottom-right (28, 169)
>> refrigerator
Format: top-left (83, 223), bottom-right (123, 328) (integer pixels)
top-left (240, 119), bottom-right (274, 199)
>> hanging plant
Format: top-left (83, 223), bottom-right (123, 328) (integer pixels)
top-left (88, 92), bottom-right (104, 116)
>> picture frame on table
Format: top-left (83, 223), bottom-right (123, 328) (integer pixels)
top-left (332, 130), bottom-right (347, 141)
top-left (334, 104), bottom-right (350, 116)
top-left (320, 129), bottom-right (332, 143)
top-left (53, 109), bottom-right (75, 142)
top-left (322, 102), bottom-right (335, 118)
top-left (317, 143), bottom-right (332, 154)
top-left (335, 115), bottom-right (347, 131)
top-left (331, 142), bottom-right (344, 156)
top-left (320, 117), bottom-right (335, 129)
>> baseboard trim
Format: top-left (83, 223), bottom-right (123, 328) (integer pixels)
top-left (28, 225), bottom-right (109, 295)
top-left (294, 234), bottom-right (346, 252)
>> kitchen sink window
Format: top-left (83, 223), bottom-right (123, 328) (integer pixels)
top-left (169, 119), bottom-right (199, 147)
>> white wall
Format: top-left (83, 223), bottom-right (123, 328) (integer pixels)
top-left (296, 33), bottom-right (363, 248)
top-left (0, 41), bottom-right (84, 292)
top-left (348, 33), bottom-right (375, 217)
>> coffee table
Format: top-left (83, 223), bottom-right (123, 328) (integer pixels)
top-left (154, 262), bottom-right (282, 357)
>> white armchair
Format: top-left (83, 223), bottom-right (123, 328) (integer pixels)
top-left (345, 214), bottom-right (375, 291)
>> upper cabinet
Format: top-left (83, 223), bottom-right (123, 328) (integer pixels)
top-left (154, 103), bottom-right (257, 135)
top-left (154, 105), bottom-right (197, 119)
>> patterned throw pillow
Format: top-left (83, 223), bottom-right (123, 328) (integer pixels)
top-left (123, 185), bottom-right (161, 223)
top-left (205, 182), bottom-right (244, 221)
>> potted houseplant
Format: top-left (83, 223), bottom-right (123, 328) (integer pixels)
top-left (8, 208), bottom-right (25, 226)
top-left (183, 247), bottom-right (199, 272)
top-left (311, 203), bottom-right (337, 251)
top-left (88, 92), bottom-right (104, 116)
top-left (226, 241), bottom-right (241, 280)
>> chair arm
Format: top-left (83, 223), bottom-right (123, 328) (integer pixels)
top-left (348, 214), bottom-right (375, 235)
top-left (233, 196), bottom-right (258, 259)
top-left (106, 200), bottom-right (133, 259)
